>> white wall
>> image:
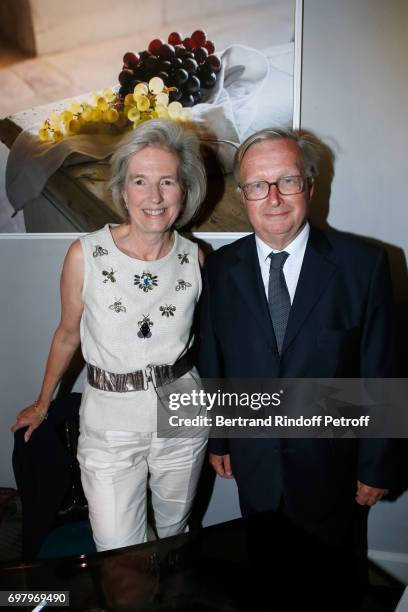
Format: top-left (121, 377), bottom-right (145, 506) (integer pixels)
top-left (0, 237), bottom-right (75, 487)
top-left (302, 0), bottom-right (408, 584)
top-left (302, 0), bottom-right (408, 298)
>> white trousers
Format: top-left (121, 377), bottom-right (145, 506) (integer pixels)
top-left (77, 425), bottom-right (207, 552)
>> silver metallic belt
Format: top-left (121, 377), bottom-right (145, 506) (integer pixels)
top-left (86, 351), bottom-right (193, 393)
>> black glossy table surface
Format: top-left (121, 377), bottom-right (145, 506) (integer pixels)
top-left (0, 512), bottom-right (402, 612)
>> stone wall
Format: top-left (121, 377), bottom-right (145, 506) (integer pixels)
top-left (0, 0), bottom-right (271, 56)
top-left (0, 0), bottom-right (36, 55)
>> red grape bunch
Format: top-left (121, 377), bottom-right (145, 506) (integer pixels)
top-left (118, 30), bottom-right (222, 107)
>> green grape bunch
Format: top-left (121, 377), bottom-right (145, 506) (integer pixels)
top-left (38, 78), bottom-right (193, 143)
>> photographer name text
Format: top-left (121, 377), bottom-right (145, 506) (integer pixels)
top-left (168, 415), bottom-right (371, 428)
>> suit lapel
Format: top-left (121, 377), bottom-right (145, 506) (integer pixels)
top-left (230, 235), bottom-right (277, 350)
top-left (282, 227), bottom-right (338, 354)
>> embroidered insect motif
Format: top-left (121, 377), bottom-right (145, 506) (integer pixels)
top-left (175, 279), bottom-right (192, 291)
top-left (138, 314), bottom-right (153, 339)
top-left (178, 253), bottom-right (189, 265)
top-left (109, 298), bottom-right (126, 313)
top-left (134, 271), bottom-right (159, 292)
top-left (160, 304), bottom-right (176, 317)
top-left (102, 268), bottom-right (116, 283)
top-left (93, 245), bottom-right (108, 257)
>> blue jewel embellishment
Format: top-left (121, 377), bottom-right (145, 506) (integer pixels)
top-left (134, 272), bottom-right (158, 292)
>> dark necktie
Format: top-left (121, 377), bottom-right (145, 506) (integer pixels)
top-left (268, 251), bottom-right (291, 354)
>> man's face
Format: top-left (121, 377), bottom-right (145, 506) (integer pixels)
top-left (239, 138), bottom-right (313, 249)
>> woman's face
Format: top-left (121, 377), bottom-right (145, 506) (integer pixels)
top-left (122, 145), bottom-right (184, 236)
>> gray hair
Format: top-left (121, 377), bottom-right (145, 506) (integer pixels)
top-left (109, 119), bottom-right (207, 228)
top-left (233, 128), bottom-right (321, 183)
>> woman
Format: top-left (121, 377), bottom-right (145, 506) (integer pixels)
top-left (12, 119), bottom-right (208, 551)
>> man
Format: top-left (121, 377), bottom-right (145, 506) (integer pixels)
top-left (198, 128), bottom-right (398, 547)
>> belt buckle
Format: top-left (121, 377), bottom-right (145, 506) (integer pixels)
top-left (144, 365), bottom-right (153, 390)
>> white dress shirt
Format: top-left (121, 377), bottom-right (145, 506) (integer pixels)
top-left (255, 222), bottom-right (310, 304)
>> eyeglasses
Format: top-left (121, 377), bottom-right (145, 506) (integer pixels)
top-left (239, 176), bottom-right (313, 200)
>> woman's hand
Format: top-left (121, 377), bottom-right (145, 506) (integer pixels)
top-left (11, 401), bottom-right (48, 443)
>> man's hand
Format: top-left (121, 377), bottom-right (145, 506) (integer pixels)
top-left (356, 480), bottom-right (388, 506)
top-left (209, 453), bottom-right (234, 478)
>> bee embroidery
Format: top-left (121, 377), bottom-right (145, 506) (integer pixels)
top-left (138, 314), bottom-right (153, 339)
top-left (134, 272), bottom-right (159, 292)
top-left (178, 253), bottom-right (189, 265)
top-left (102, 268), bottom-right (116, 283)
top-left (160, 304), bottom-right (176, 318)
top-left (93, 245), bottom-right (108, 257)
top-left (109, 298), bottom-right (126, 313)
top-left (175, 279), bottom-right (192, 291)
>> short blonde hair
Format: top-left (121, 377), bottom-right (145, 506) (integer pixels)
top-left (234, 128), bottom-right (321, 182)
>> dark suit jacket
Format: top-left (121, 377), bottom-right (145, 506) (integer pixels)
top-left (198, 226), bottom-right (399, 544)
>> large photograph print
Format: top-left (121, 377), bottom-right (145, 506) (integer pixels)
top-left (0, 0), bottom-right (301, 234)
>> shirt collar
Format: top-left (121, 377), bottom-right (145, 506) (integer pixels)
top-left (255, 221), bottom-right (310, 263)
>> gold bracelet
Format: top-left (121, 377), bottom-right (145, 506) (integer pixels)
top-left (32, 400), bottom-right (48, 421)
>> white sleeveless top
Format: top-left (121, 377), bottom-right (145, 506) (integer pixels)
top-left (79, 224), bottom-right (202, 431)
